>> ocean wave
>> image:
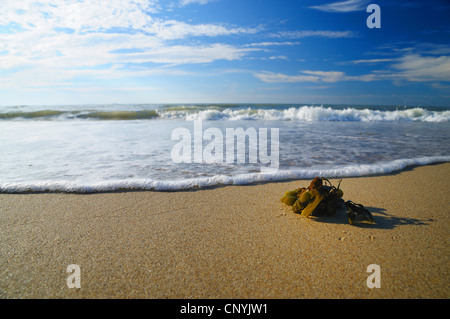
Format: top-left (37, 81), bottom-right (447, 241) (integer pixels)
top-left (1, 156), bottom-right (448, 193)
top-left (0, 109), bottom-right (159, 120)
top-left (159, 106), bottom-right (450, 122)
top-left (76, 110), bottom-right (158, 120)
top-left (1, 105), bottom-right (449, 122)
top-left (0, 110), bottom-right (66, 119)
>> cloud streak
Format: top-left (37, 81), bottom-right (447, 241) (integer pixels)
top-left (0, 0), bottom-right (268, 99)
top-left (391, 53), bottom-right (450, 82)
top-left (309, 0), bottom-right (370, 13)
top-left (273, 30), bottom-right (358, 39)
top-left (255, 53), bottom-right (450, 84)
top-left (179, 0), bottom-right (217, 6)
top-left (254, 70), bottom-right (375, 83)
top-left (0, 1), bottom-right (261, 75)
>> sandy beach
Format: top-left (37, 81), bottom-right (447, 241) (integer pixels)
top-left (0, 163), bottom-right (449, 299)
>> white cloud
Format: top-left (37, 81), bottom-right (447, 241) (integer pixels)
top-left (254, 70), bottom-right (376, 83)
top-left (179, 0), bottom-right (217, 6)
top-left (301, 71), bottom-right (346, 82)
top-left (255, 52), bottom-right (450, 85)
top-left (243, 41), bottom-right (300, 47)
top-left (119, 43), bottom-right (255, 65)
top-left (391, 53), bottom-right (450, 82)
top-left (310, 0), bottom-right (370, 13)
top-left (0, 0), bottom-right (261, 77)
top-left (254, 71), bottom-right (320, 83)
top-left (274, 30), bottom-right (357, 39)
top-left (266, 56), bottom-right (289, 60)
top-left (0, 0), bottom-right (257, 40)
top-left (0, 0), bottom-right (268, 101)
top-left (0, 0), bottom-right (159, 32)
top-left (149, 20), bottom-right (260, 40)
top-left (346, 58), bottom-right (396, 64)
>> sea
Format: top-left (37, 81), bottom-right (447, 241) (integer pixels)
top-left (1, 103), bottom-right (449, 193)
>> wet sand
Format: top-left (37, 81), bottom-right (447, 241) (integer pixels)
top-left (0, 163), bottom-right (449, 299)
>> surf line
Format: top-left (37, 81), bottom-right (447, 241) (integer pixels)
top-left (171, 120), bottom-right (279, 173)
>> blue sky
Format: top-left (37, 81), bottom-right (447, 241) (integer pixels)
top-left (1, 0), bottom-right (450, 106)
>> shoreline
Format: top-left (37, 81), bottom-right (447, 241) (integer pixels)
top-left (0, 162), bottom-right (449, 298)
top-left (1, 160), bottom-right (449, 195)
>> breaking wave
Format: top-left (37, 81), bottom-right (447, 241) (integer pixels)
top-left (0, 109), bottom-right (159, 120)
top-left (1, 105), bottom-right (449, 122)
top-left (1, 156), bottom-right (448, 193)
top-left (160, 105), bottom-right (450, 122)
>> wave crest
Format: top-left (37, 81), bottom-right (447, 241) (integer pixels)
top-left (160, 106), bottom-right (450, 122)
top-left (1, 105), bottom-right (449, 122)
top-left (1, 156), bottom-right (448, 193)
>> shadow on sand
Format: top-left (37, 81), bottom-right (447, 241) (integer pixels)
top-left (311, 206), bottom-right (435, 229)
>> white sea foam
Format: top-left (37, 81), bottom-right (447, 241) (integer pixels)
top-left (1, 156), bottom-right (448, 193)
top-left (3, 105), bottom-right (448, 122)
top-left (157, 106), bottom-right (450, 122)
top-left (1, 104), bottom-right (449, 194)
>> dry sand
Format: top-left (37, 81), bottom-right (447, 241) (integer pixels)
top-left (0, 163), bottom-right (449, 299)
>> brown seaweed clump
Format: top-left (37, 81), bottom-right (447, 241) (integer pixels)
top-left (280, 177), bottom-right (374, 225)
top-left (308, 177), bottom-right (323, 190)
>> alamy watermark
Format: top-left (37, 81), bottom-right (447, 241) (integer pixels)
top-left (366, 4), bottom-right (381, 29)
top-left (66, 264), bottom-right (81, 289)
top-left (366, 264), bottom-right (381, 288)
top-left (170, 120), bottom-right (280, 173)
